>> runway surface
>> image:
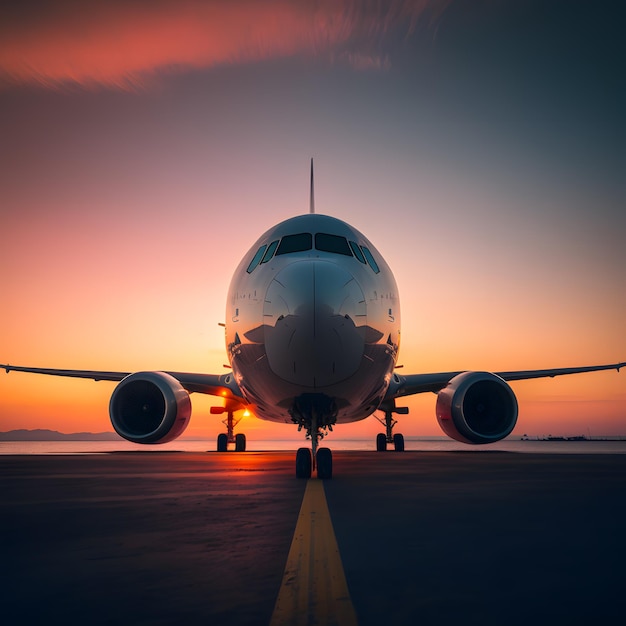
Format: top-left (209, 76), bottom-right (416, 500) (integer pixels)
top-left (2, 451), bottom-right (625, 625)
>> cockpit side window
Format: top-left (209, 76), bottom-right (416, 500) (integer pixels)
top-left (246, 245), bottom-right (267, 273)
top-left (315, 233), bottom-right (353, 256)
top-left (361, 246), bottom-right (380, 273)
top-left (275, 233), bottom-right (312, 255)
top-left (349, 241), bottom-right (367, 264)
top-left (260, 240), bottom-right (279, 264)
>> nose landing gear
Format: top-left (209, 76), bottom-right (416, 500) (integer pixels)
top-left (295, 444), bottom-right (333, 479)
top-left (291, 394), bottom-right (337, 479)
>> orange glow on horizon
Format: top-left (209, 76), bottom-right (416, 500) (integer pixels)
top-left (2, 366), bottom-right (624, 439)
top-left (1, 203), bottom-right (623, 439)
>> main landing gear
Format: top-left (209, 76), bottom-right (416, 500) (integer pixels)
top-left (291, 394), bottom-right (337, 479)
top-left (374, 401), bottom-right (409, 452)
top-left (211, 407), bottom-right (247, 452)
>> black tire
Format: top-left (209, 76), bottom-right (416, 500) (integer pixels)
top-left (235, 433), bottom-right (246, 452)
top-left (217, 433), bottom-right (228, 452)
top-left (376, 433), bottom-right (387, 451)
top-left (295, 447), bottom-right (312, 479)
top-left (393, 433), bottom-right (405, 451)
top-left (316, 447), bottom-right (333, 480)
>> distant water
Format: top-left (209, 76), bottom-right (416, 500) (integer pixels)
top-left (2, 438), bottom-right (626, 455)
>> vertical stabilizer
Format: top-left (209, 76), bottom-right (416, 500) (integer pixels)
top-left (310, 158), bottom-right (315, 214)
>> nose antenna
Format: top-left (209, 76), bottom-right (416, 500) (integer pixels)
top-left (309, 158), bottom-right (315, 214)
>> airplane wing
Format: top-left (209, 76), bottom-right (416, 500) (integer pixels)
top-left (0, 364), bottom-right (244, 401)
top-left (386, 362), bottom-right (625, 399)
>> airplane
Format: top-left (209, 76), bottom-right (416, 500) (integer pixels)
top-left (2, 161), bottom-right (624, 479)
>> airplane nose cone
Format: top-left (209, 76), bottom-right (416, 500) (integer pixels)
top-left (263, 261), bottom-right (366, 387)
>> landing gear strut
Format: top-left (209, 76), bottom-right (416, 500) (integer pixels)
top-left (211, 407), bottom-right (246, 452)
top-left (374, 401), bottom-right (408, 451)
top-left (291, 394), bottom-right (337, 479)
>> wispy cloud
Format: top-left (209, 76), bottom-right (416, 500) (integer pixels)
top-left (0, 0), bottom-right (449, 89)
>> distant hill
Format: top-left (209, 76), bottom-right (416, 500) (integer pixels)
top-left (0, 429), bottom-right (122, 441)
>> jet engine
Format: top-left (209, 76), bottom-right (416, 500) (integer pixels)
top-left (109, 371), bottom-right (192, 443)
top-left (436, 371), bottom-right (518, 444)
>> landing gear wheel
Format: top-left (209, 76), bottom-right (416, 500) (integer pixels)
top-left (296, 447), bottom-right (312, 479)
top-left (393, 433), bottom-right (405, 451)
top-left (235, 433), bottom-right (246, 452)
top-left (316, 447), bottom-right (332, 480)
top-left (376, 433), bottom-right (387, 451)
top-left (217, 433), bottom-right (228, 452)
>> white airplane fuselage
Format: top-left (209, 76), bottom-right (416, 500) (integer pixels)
top-left (226, 214), bottom-right (400, 425)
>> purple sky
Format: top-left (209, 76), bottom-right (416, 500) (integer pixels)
top-left (1, 0), bottom-right (624, 437)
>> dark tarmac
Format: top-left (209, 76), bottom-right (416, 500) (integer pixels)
top-left (2, 451), bottom-right (625, 625)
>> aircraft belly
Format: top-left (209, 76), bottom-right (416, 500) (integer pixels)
top-left (231, 340), bottom-right (394, 423)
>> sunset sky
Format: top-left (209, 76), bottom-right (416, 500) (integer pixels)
top-left (1, 0), bottom-right (624, 442)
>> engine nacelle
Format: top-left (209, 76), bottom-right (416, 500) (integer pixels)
top-left (436, 371), bottom-right (518, 444)
top-left (109, 371), bottom-right (192, 444)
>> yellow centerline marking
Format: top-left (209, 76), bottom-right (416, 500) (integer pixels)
top-left (270, 479), bottom-right (358, 626)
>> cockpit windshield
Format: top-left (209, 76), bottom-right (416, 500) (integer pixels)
top-left (275, 233), bottom-right (312, 255)
top-left (247, 231), bottom-right (380, 273)
top-left (246, 244), bottom-right (267, 273)
top-left (261, 240), bottom-right (279, 263)
top-left (315, 233), bottom-right (352, 256)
